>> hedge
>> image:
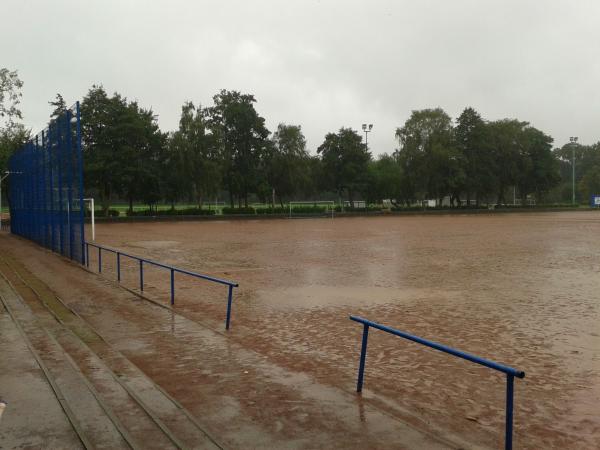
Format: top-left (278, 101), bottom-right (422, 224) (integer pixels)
top-left (85, 209), bottom-right (120, 217)
top-left (222, 207), bottom-right (256, 215)
top-left (126, 208), bottom-right (216, 216)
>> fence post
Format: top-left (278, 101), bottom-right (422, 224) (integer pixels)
top-left (356, 324), bottom-right (370, 392)
top-left (225, 285), bottom-right (234, 330)
top-left (170, 268), bottom-right (175, 305)
top-left (117, 252), bottom-right (121, 282)
top-left (98, 247), bottom-right (102, 273)
top-left (139, 260), bottom-right (143, 291)
top-left (505, 374), bottom-right (515, 450)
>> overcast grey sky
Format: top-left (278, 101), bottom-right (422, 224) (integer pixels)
top-left (2, 0), bottom-right (599, 155)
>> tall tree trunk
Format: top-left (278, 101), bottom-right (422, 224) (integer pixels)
top-left (102, 183), bottom-right (111, 215)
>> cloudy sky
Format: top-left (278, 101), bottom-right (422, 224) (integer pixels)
top-left (2, 0), bottom-right (599, 155)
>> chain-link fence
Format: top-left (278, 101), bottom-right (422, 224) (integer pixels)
top-left (8, 102), bottom-right (85, 264)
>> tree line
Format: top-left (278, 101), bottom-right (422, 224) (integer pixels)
top-left (2, 70), bottom-right (600, 212)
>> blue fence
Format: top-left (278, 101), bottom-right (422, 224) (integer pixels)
top-left (85, 242), bottom-right (239, 330)
top-left (350, 316), bottom-right (525, 450)
top-left (8, 103), bottom-right (85, 264)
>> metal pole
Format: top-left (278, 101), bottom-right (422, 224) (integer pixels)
top-left (505, 374), bottom-right (515, 450)
top-left (572, 145), bottom-right (575, 205)
top-left (98, 247), bottom-right (102, 273)
top-left (117, 252), bottom-right (121, 282)
top-left (91, 198), bottom-right (95, 241)
top-left (170, 269), bottom-right (175, 305)
top-left (356, 324), bottom-right (370, 392)
top-left (226, 285), bottom-right (234, 330)
top-left (86, 242), bottom-right (89, 267)
top-left (139, 260), bottom-right (144, 291)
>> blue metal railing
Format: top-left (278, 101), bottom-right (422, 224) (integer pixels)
top-left (86, 242), bottom-right (239, 330)
top-left (349, 316), bottom-right (525, 450)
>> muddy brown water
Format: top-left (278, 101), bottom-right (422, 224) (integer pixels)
top-left (54, 212), bottom-right (600, 447)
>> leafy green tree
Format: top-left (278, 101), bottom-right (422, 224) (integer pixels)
top-left (268, 123), bottom-right (311, 205)
top-left (206, 90), bottom-right (270, 207)
top-left (553, 141), bottom-right (600, 202)
top-left (365, 153), bottom-right (403, 203)
top-left (49, 93), bottom-right (67, 120)
top-left (81, 85), bottom-right (164, 212)
top-left (516, 126), bottom-right (559, 202)
top-left (0, 125), bottom-right (29, 175)
top-left (487, 120), bottom-right (559, 204)
top-left (1, 68), bottom-right (28, 204)
top-left (169, 101), bottom-right (221, 208)
top-left (455, 107), bottom-right (495, 205)
top-left (118, 101), bottom-right (165, 211)
top-left (318, 127), bottom-right (371, 204)
top-left (160, 131), bottom-right (189, 208)
top-left (579, 164), bottom-right (600, 201)
top-left (394, 108), bottom-right (458, 204)
top-left (0, 68), bottom-right (23, 126)
top-left (486, 119), bottom-right (525, 204)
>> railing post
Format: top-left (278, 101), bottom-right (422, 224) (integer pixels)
top-left (117, 252), bottom-right (121, 282)
top-left (505, 374), bottom-right (515, 450)
top-left (356, 324), bottom-right (370, 392)
top-left (139, 260), bottom-right (144, 291)
top-left (225, 285), bottom-right (234, 330)
top-left (98, 247), bottom-right (102, 273)
top-left (86, 242), bottom-right (89, 267)
top-left (170, 268), bottom-right (175, 305)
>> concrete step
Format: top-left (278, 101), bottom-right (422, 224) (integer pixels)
top-left (0, 267), bottom-right (130, 450)
top-left (0, 254), bottom-right (221, 450)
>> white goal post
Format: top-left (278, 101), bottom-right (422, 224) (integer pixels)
top-left (83, 198), bottom-right (95, 241)
top-left (288, 201), bottom-right (335, 218)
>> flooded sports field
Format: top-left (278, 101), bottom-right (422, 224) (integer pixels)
top-left (82, 211), bottom-right (599, 449)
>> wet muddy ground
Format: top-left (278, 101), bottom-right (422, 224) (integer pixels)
top-left (2, 211), bottom-right (598, 449)
top-left (85, 212), bottom-right (600, 449)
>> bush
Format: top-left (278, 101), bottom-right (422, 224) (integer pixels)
top-left (256, 207), bottom-right (287, 215)
top-left (335, 205), bottom-right (382, 212)
top-left (125, 208), bottom-right (216, 216)
top-left (86, 208), bottom-right (120, 217)
top-left (222, 207), bottom-right (256, 215)
top-left (290, 205), bottom-right (328, 214)
top-left (169, 207), bottom-right (215, 216)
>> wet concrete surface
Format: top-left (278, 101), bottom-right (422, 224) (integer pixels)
top-left (86, 212), bottom-right (600, 449)
top-left (0, 293), bottom-right (82, 450)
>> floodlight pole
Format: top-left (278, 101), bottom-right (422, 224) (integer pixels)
top-left (570, 137), bottom-right (578, 205)
top-left (362, 123), bottom-right (373, 150)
